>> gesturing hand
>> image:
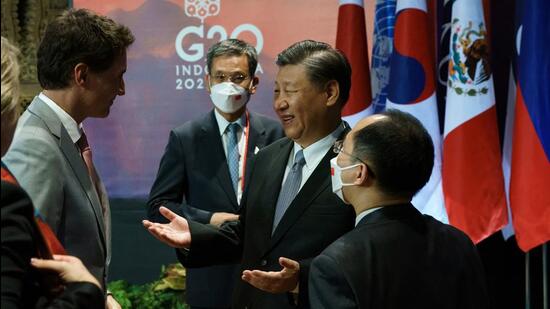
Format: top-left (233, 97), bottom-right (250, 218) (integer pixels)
top-left (241, 257), bottom-right (300, 294)
top-left (142, 206), bottom-right (192, 249)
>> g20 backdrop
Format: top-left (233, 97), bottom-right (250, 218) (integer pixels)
top-left (73, 0), bottom-right (550, 252)
top-left (73, 0), bottom-right (375, 198)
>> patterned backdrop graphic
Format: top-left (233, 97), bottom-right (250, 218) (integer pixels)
top-left (73, 0), bottom-right (374, 197)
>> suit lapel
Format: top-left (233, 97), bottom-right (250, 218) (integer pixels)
top-left (59, 129), bottom-right (107, 239)
top-left (268, 124), bottom-right (350, 250)
top-left (244, 113), bottom-right (267, 189)
top-left (199, 111), bottom-right (239, 209)
top-left (268, 147), bottom-right (335, 248)
top-left (255, 139), bottom-right (293, 254)
top-left (27, 98), bottom-right (107, 249)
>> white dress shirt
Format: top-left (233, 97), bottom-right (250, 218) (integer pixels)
top-left (281, 122), bottom-right (347, 191)
top-left (214, 109), bottom-right (248, 204)
top-left (39, 92), bottom-right (82, 143)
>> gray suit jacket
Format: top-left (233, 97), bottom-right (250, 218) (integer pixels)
top-left (3, 96), bottom-right (110, 287)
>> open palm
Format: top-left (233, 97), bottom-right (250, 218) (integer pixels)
top-left (142, 206), bottom-right (191, 249)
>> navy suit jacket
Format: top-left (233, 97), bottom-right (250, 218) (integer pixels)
top-left (147, 109), bottom-right (283, 307)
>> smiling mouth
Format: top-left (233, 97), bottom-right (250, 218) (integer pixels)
top-left (279, 115), bottom-right (294, 125)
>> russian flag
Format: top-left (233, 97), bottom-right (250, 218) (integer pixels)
top-left (385, 0), bottom-right (447, 223)
top-left (443, 0), bottom-right (507, 244)
top-left (336, 0), bottom-right (374, 127)
top-left (508, 0), bottom-right (550, 252)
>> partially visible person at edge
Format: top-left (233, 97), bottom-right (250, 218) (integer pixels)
top-left (143, 40), bottom-right (356, 309)
top-left (2, 9), bottom-right (135, 309)
top-left (147, 38), bottom-right (283, 309)
top-left (309, 109), bottom-right (489, 309)
top-left (1, 36), bottom-right (104, 309)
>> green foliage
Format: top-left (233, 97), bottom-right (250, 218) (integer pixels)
top-left (108, 264), bottom-right (188, 309)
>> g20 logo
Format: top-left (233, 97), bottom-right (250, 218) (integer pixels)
top-left (174, 0), bottom-right (264, 90)
top-left (175, 24), bottom-right (264, 62)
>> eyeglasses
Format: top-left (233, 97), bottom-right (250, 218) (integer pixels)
top-left (333, 140), bottom-right (375, 177)
top-left (212, 73), bottom-right (250, 84)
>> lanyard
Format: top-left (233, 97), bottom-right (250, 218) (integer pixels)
top-left (240, 110), bottom-right (251, 192)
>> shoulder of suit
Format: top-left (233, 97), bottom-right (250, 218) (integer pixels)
top-left (171, 112), bottom-right (212, 136)
top-left (425, 215), bottom-right (476, 247)
top-left (315, 230), bottom-right (361, 264)
top-left (255, 136), bottom-right (290, 156)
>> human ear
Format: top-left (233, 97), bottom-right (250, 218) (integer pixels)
top-left (74, 63), bottom-right (88, 87)
top-left (325, 80), bottom-right (340, 107)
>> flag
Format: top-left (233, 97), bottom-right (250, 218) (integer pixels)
top-left (370, 0), bottom-right (396, 113)
top-left (508, 0), bottom-right (550, 252)
top-left (443, 0), bottom-right (507, 244)
top-left (386, 0), bottom-right (447, 223)
top-left (501, 3), bottom-right (522, 239)
top-left (336, 0), bottom-right (373, 127)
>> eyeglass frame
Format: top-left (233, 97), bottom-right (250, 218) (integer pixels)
top-left (332, 140), bottom-right (375, 177)
top-left (210, 72), bottom-right (251, 84)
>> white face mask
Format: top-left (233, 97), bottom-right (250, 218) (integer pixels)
top-left (330, 157), bottom-right (362, 204)
top-left (209, 81), bottom-right (251, 113)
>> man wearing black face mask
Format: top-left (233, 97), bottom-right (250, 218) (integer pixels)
top-left (310, 109), bottom-right (489, 309)
top-left (147, 39), bottom-right (283, 309)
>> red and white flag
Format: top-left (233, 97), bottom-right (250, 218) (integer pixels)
top-left (336, 0), bottom-right (373, 127)
top-left (385, 0), bottom-right (447, 223)
top-left (443, 0), bottom-right (508, 244)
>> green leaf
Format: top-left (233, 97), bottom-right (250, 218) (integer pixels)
top-left (467, 89), bottom-right (477, 96)
top-left (455, 87), bottom-right (463, 95)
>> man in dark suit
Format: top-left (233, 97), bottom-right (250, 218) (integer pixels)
top-left (143, 40), bottom-right (356, 309)
top-left (2, 9), bottom-right (134, 309)
top-left (147, 39), bottom-right (284, 309)
top-left (309, 109), bottom-right (489, 309)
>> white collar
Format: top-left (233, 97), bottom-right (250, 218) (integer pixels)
top-left (291, 122), bottom-right (346, 169)
top-left (214, 108), bottom-right (246, 136)
top-left (39, 92), bottom-right (82, 143)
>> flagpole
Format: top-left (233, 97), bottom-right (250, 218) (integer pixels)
top-left (525, 251), bottom-right (530, 309)
top-left (543, 243), bottom-right (548, 309)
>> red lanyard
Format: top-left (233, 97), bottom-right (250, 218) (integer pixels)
top-left (240, 110), bottom-right (251, 192)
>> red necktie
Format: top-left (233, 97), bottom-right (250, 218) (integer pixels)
top-left (77, 132), bottom-right (105, 215)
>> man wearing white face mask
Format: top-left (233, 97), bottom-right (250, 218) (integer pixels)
top-left (310, 109), bottom-right (489, 309)
top-left (147, 39), bottom-right (283, 309)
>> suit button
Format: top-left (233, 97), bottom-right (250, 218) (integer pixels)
top-left (260, 259), bottom-right (267, 266)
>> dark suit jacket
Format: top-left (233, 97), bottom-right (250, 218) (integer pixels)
top-left (178, 134), bottom-right (356, 309)
top-left (309, 203), bottom-right (490, 309)
top-left (147, 110), bottom-right (283, 307)
top-left (1, 180), bottom-right (104, 309)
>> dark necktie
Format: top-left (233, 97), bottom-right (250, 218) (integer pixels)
top-left (272, 150), bottom-right (306, 233)
top-left (77, 132), bottom-right (105, 215)
top-left (226, 123), bottom-right (240, 195)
